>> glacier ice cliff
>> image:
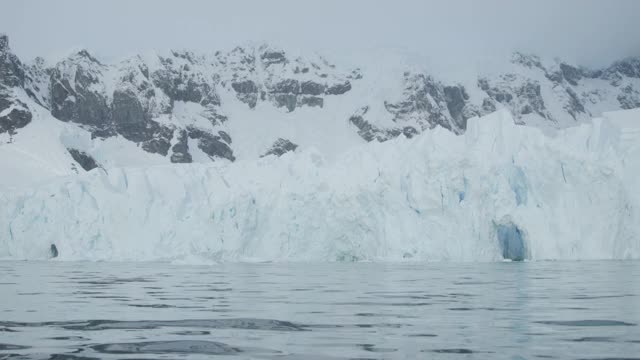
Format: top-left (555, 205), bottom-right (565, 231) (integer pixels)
top-left (0, 109), bottom-right (639, 262)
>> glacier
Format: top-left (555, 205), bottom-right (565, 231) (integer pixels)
top-left (0, 108), bottom-right (639, 262)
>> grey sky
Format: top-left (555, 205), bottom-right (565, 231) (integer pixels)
top-left (3, 0), bottom-right (640, 67)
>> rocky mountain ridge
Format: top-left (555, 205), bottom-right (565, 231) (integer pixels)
top-left (1, 33), bottom-right (639, 173)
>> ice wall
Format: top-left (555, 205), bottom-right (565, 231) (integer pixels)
top-left (1, 109), bottom-right (639, 262)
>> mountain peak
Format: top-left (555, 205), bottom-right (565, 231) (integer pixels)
top-left (510, 52), bottom-right (543, 69)
top-left (75, 49), bottom-right (102, 64)
top-left (609, 57), bottom-right (640, 78)
top-left (0, 33), bottom-right (9, 52)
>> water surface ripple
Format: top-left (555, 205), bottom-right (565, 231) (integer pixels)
top-left (0, 261), bottom-right (639, 359)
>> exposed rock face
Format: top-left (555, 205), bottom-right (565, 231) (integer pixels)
top-left (33, 46), bottom-right (233, 161)
top-left (301, 81), bottom-right (325, 95)
top-left (349, 106), bottom-right (417, 143)
top-left (0, 35), bottom-right (32, 135)
top-left (479, 75), bottom-right (552, 122)
top-left (347, 52), bottom-right (639, 144)
top-left (170, 129), bottom-right (192, 163)
top-left (231, 80), bottom-right (258, 108)
top-left (67, 148), bottom-right (99, 171)
top-left (111, 88), bottom-right (174, 155)
top-left (618, 85), bottom-right (640, 110)
top-left (115, 57), bottom-right (171, 121)
top-left (443, 85), bottom-right (477, 130)
top-left (112, 88), bottom-right (147, 131)
top-left (384, 73), bottom-right (479, 134)
top-left (261, 50), bottom-right (287, 66)
top-left (0, 34), bottom-right (25, 88)
top-left (272, 94), bottom-right (298, 112)
top-left (326, 81), bottom-right (352, 95)
top-left (607, 58), bottom-right (640, 79)
top-left (482, 98), bottom-right (497, 113)
top-left (49, 51), bottom-right (112, 134)
top-left (261, 138), bottom-right (298, 157)
top-left (187, 127), bottom-right (234, 161)
top-left (564, 88), bottom-right (586, 119)
top-left (153, 51), bottom-right (221, 106)
top-left (299, 96), bottom-right (324, 108)
top-left (217, 130), bottom-right (231, 144)
top-left (23, 57), bottom-right (50, 107)
top-left (0, 95), bottom-right (32, 135)
top-left (511, 52), bottom-right (544, 69)
top-left (222, 46), bottom-right (358, 113)
top-left (559, 63), bottom-right (583, 86)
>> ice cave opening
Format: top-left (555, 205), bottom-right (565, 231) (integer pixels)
top-left (496, 223), bottom-right (528, 261)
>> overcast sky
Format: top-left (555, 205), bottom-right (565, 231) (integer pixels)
top-left (3, 0), bottom-right (640, 67)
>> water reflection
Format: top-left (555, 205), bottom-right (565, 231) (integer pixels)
top-left (0, 261), bottom-right (638, 359)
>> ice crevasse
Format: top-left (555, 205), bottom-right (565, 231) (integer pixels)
top-left (0, 109), bottom-right (639, 262)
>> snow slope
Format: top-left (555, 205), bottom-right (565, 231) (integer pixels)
top-left (0, 89), bottom-right (168, 188)
top-left (1, 109), bottom-right (638, 262)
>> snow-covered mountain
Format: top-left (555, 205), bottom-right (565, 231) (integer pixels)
top-left (1, 33), bottom-right (639, 187)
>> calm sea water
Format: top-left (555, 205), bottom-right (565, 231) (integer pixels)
top-left (0, 261), bottom-right (639, 359)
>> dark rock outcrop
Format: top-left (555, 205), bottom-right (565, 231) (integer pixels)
top-left (112, 88), bottom-right (148, 132)
top-left (349, 107), bottom-right (417, 143)
top-left (564, 88), bottom-right (586, 120)
top-left (261, 50), bottom-right (287, 66)
top-left (217, 130), bottom-right (232, 144)
top-left (187, 127), bottom-right (234, 161)
top-left (152, 54), bottom-right (220, 106)
top-left (511, 52), bottom-right (544, 69)
top-left (49, 51), bottom-right (112, 134)
top-left (111, 88), bottom-right (174, 155)
top-left (0, 91), bottom-right (32, 135)
top-left (272, 79), bottom-right (300, 95)
top-left (231, 80), bottom-right (259, 108)
top-left (220, 45), bottom-right (356, 112)
top-left (618, 85), bottom-right (640, 110)
top-left (607, 58), bottom-right (640, 79)
top-left (349, 113), bottom-right (379, 142)
top-left (0, 35), bottom-right (32, 135)
top-left (273, 94), bottom-right (297, 112)
top-left (443, 85), bottom-right (472, 130)
top-left (479, 75), bottom-right (551, 122)
top-left (385, 73), bottom-right (474, 133)
top-left (140, 124), bottom-right (174, 156)
top-left (559, 63), bottom-right (583, 86)
top-left (300, 81), bottom-right (325, 95)
top-left (170, 130), bottom-right (192, 163)
top-left (482, 98), bottom-right (497, 113)
top-left (261, 138), bottom-right (298, 157)
top-left (0, 34), bottom-right (25, 88)
top-left (325, 81), bottom-right (351, 95)
top-left (299, 96), bottom-right (323, 108)
top-left (67, 148), bottom-right (99, 171)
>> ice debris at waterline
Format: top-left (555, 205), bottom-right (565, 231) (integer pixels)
top-left (0, 109), bottom-right (639, 262)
